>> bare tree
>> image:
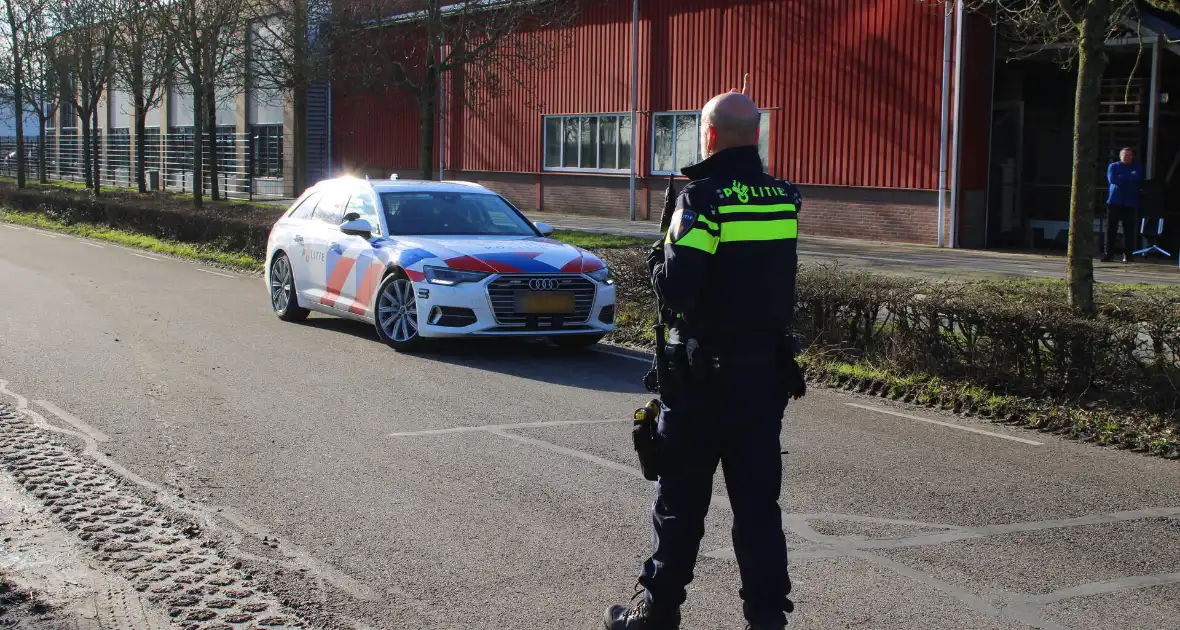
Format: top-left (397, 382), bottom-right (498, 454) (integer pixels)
top-left (166, 0), bottom-right (248, 206)
top-left (946, 0), bottom-right (1178, 315)
top-left (334, 0), bottom-right (585, 180)
top-left (20, 1), bottom-right (57, 184)
top-left (48, 0), bottom-right (119, 195)
top-left (113, 0), bottom-right (174, 192)
top-left (249, 0), bottom-right (332, 195)
top-left (1, 0), bottom-right (44, 188)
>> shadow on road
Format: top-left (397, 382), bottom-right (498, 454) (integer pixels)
top-left (300, 316), bottom-right (381, 342)
top-left (299, 316), bottom-right (649, 394)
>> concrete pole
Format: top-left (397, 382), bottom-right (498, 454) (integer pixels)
top-left (937, 4), bottom-right (952, 248)
top-left (628, 0), bottom-right (638, 222)
top-left (949, 0), bottom-right (966, 249)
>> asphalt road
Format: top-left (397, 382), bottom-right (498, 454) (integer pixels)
top-left (1, 223), bottom-right (1179, 630)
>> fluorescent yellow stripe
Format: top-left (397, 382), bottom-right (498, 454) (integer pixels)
top-left (669, 227), bottom-right (719, 253)
top-left (699, 216), bottom-right (720, 231)
top-left (720, 219), bottom-right (798, 243)
top-left (717, 203), bottom-right (797, 214)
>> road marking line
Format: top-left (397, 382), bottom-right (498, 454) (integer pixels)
top-left (592, 348), bottom-right (650, 363)
top-left (34, 399), bottom-right (110, 443)
top-left (79, 241), bottom-right (104, 248)
top-left (1025, 572), bottom-right (1180, 605)
top-left (130, 252), bottom-right (162, 261)
top-left (2, 224), bottom-right (21, 230)
top-left (389, 417), bottom-right (627, 437)
top-left (844, 402), bottom-right (1043, 445)
top-left (197, 268), bottom-right (235, 278)
top-left (482, 426), bottom-right (740, 517)
top-left (31, 231), bottom-right (57, 238)
top-left (488, 427), bottom-right (647, 479)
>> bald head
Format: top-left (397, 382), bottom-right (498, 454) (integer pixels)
top-left (700, 91), bottom-right (760, 159)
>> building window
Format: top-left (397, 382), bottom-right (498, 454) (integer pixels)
top-left (166, 126), bottom-right (195, 177)
top-left (251, 124), bottom-right (283, 178)
top-left (142, 128), bottom-right (161, 173)
top-left (211, 125), bottom-right (237, 174)
top-left (59, 101), bottom-right (76, 130)
top-left (543, 114), bottom-right (632, 173)
top-left (652, 111), bottom-right (772, 175)
top-left (105, 127), bottom-right (131, 186)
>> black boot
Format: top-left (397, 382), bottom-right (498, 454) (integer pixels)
top-left (603, 590), bottom-right (680, 630)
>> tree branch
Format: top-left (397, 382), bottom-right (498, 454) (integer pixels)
top-left (1057, 0), bottom-right (1082, 24)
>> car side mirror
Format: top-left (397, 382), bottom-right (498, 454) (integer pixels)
top-left (341, 218), bottom-right (373, 238)
top-left (534, 221), bottom-right (554, 236)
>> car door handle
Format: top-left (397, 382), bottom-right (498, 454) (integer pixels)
top-left (293, 235), bottom-right (304, 243)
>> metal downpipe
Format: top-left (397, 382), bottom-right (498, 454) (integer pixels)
top-left (937, 3), bottom-right (952, 247)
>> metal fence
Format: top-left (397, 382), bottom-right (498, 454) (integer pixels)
top-left (0, 128), bottom-right (291, 201)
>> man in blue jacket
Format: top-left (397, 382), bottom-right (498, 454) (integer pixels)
top-left (1104, 147), bottom-right (1143, 263)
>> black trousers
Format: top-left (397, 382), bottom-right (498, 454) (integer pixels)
top-left (1105, 204), bottom-right (1139, 258)
top-left (638, 367), bottom-right (792, 625)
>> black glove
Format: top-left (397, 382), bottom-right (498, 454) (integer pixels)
top-left (787, 359), bottom-right (807, 400)
top-left (646, 240), bottom-right (665, 273)
top-left (778, 335), bottom-right (807, 400)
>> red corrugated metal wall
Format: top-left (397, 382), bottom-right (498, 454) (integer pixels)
top-left (333, 89), bottom-right (429, 174)
top-left (333, 0), bottom-right (949, 190)
top-left (331, 26), bottom-right (438, 176)
top-left (453, 0), bottom-right (638, 174)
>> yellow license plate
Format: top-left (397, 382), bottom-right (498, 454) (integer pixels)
top-left (516, 292), bottom-right (575, 314)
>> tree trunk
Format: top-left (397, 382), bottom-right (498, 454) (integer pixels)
top-left (292, 84), bottom-right (308, 195)
top-left (292, 0), bottom-right (309, 195)
top-left (92, 107), bottom-right (101, 196)
top-left (13, 90), bottom-right (26, 187)
top-left (3, 0), bottom-right (26, 188)
top-left (134, 94), bottom-right (147, 193)
top-left (191, 83), bottom-right (204, 208)
top-left (80, 104), bottom-right (93, 189)
top-left (37, 116), bottom-right (46, 183)
top-left (205, 85), bottom-right (221, 202)
top-left (1066, 10), bottom-right (1109, 317)
top-left (418, 71), bottom-right (437, 180)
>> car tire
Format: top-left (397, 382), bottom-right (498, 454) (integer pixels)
top-left (550, 333), bottom-right (606, 350)
top-left (269, 252), bottom-right (309, 322)
top-left (373, 271), bottom-right (426, 352)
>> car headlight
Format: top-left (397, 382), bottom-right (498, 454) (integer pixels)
top-left (424, 265), bottom-right (490, 286)
top-left (587, 266), bottom-right (612, 284)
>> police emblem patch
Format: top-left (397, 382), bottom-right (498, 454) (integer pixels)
top-left (668, 204), bottom-right (696, 243)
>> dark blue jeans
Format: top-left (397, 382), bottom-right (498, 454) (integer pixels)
top-left (1105, 204), bottom-right (1139, 257)
top-left (638, 371), bottom-right (792, 625)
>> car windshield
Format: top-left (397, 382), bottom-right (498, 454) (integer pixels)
top-left (379, 191), bottom-right (539, 236)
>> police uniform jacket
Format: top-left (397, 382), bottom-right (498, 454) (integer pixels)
top-left (651, 144), bottom-right (800, 358)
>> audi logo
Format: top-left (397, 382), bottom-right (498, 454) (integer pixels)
top-left (528, 278), bottom-right (560, 291)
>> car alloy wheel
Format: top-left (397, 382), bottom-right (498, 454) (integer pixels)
top-left (269, 253), bottom-right (308, 322)
top-left (376, 275), bottom-right (422, 350)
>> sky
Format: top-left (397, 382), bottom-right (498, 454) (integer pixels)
top-left (0, 96), bottom-right (41, 137)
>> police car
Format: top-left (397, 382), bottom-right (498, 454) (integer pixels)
top-left (264, 176), bottom-right (616, 351)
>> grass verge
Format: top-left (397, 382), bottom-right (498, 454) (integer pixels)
top-left (797, 353), bottom-right (1179, 459)
top-left (550, 230), bottom-right (653, 250)
top-left (0, 208), bottom-right (264, 272)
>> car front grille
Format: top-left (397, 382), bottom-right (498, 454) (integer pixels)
top-left (487, 274), bottom-right (596, 327)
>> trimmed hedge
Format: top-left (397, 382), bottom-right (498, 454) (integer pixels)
top-left (599, 248), bottom-right (1180, 422)
top-left (794, 266), bottom-right (1180, 416)
top-left (0, 183), bottom-right (282, 258)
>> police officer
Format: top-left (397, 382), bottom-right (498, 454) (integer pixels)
top-left (604, 88), bottom-right (803, 630)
